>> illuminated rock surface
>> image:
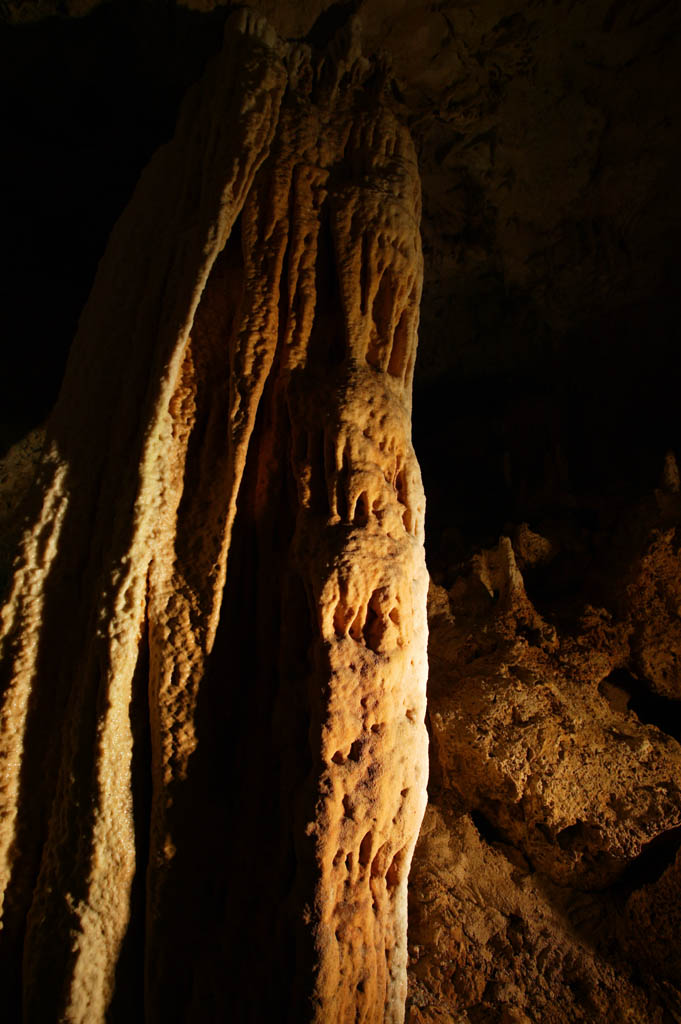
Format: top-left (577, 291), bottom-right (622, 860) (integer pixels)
top-left (0, 11), bottom-right (428, 1023)
top-left (1, 1), bottom-right (681, 1023)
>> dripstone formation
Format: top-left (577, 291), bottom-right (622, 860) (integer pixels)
top-left (0, 11), bottom-right (428, 1023)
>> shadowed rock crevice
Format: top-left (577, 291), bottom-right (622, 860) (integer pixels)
top-left (600, 667), bottom-right (681, 744)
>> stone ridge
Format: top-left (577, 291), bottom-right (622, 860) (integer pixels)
top-left (0, 8), bottom-right (428, 1023)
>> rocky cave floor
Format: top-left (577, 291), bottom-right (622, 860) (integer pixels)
top-left (4, 429), bottom-right (681, 1023)
top-left (408, 454), bottom-right (681, 1024)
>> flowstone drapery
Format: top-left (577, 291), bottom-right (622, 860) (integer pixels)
top-left (0, 10), bottom-right (427, 1023)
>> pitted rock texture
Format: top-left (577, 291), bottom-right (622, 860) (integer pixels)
top-left (408, 479), bottom-right (681, 1022)
top-left (0, 11), bottom-right (428, 1024)
top-left (428, 541), bottom-right (681, 889)
top-left (408, 802), bottom-right (668, 1024)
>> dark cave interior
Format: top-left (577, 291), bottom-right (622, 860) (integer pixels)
top-left (2, 4), bottom-right (681, 1020)
top-left (2, 0), bottom-right (679, 570)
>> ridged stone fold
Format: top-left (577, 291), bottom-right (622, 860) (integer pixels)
top-left (0, 10), bottom-right (428, 1023)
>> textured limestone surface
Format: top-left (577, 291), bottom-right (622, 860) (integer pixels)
top-left (0, 10), bottom-right (428, 1024)
top-left (408, 471), bottom-right (681, 1022)
top-left (0, 426), bottom-right (45, 597)
top-left (429, 540), bottom-right (681, 889)
top-left (2, 0), bottom-right (681, 1021)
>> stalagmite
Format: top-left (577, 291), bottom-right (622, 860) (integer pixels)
top-left (0, 9), bottom-right (428, 1024)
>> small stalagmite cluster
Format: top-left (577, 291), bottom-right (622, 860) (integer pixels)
top-left (0, 10), bottom-right (428, 1024)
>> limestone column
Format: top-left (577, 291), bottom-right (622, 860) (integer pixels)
top-left (0, 10), bottom-right (428, 1023)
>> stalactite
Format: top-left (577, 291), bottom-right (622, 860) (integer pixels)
top-left (0, 8), bottom-right (427, 1024)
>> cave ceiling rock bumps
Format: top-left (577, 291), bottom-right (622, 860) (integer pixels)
top-left (0, 10), bottom-right (428, 1024)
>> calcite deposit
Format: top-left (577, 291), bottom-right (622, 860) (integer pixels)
top-left (2, 0), bottom-right (681, 1021)
top-left (0, 10), bottom-right (428, 1023)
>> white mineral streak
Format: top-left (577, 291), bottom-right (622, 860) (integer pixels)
top-left (0, 9), bottom-right (427, 1023)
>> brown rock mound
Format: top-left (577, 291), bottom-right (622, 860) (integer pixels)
top-left (409, 494), bottom-right (681, 1022)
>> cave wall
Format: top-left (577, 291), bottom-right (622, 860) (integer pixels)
top-left (2, 2), bottom-right (681, 1023)
top-left (2, 0), bottom-right (680, 506)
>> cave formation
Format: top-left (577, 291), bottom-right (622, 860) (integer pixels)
top-left (0, 10), bottom-right (429, 1023)
top-left (1, 1), bottom-right (681, 1023)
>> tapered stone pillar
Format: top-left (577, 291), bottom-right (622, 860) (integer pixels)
top-left (0, 10), bottom-right (427, 1022)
